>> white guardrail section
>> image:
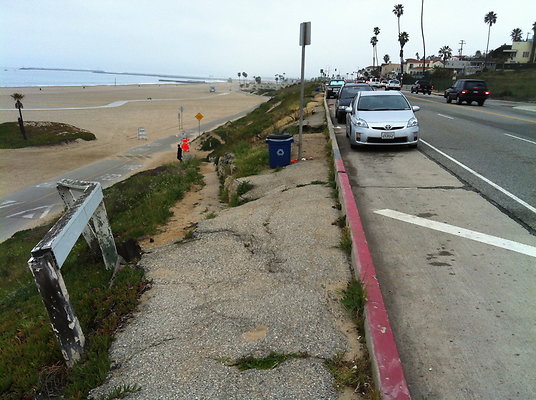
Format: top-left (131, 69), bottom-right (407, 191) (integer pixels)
top-left (28, 179), bottom-right (118, 366)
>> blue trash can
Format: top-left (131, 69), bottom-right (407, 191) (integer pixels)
top-left (266, 134), bottom-right (294, 168)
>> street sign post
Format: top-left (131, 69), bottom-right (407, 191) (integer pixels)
top-left (195, 112), bottom-right (204, 136)
top-left (298, 22), bottom-right (311, 161)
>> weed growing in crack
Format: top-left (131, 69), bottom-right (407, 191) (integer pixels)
top-left (223, 352), bottom-right (308, 371)
top-left (338, 227), bottom-right (352, 255)
top-left (97, 384), bottom-right (141, 400)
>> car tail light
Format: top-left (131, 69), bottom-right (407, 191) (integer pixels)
top-left (484, 91), bottom-right (490, 95)
top-left (461, 90), bottom-right (469, 94)
top-left (417, 84), bottom-right (421, 88)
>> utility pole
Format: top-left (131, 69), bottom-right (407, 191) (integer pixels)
top-left (298, 21), bottom-right (311, 162)
top-left (458, 40), bottom-right (466, 57)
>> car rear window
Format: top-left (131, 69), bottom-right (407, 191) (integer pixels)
top-left (357, 95), bottom-right (410, 111)
top-left (417, 81), bottom-right (430, 85)
top-left (330, 81), bottom-right (345, 86)
top-left (464, 81), bottom-right (487, 89)
top-left (340, 86), bottom-right (373, 98)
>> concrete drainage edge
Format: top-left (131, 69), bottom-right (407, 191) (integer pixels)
top-left (324, 97), bottom-right (411, 400)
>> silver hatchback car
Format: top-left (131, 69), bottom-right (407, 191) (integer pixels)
top-left (345, 91), bottom-right (420, 148)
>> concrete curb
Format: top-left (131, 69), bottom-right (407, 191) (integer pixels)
top-left (324, 98), bottom-right (411, 400)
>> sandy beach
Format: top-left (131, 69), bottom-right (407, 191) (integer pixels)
top-left (0, 82), bottom-right (267, 196)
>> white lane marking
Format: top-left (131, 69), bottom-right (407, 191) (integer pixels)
top-left (375, 209), bottom-right (536, 258)
top-left (437, 113), bottom-right (454, 120)
top-left (6, 205), bottom-right (53, 220)
top-left (0, 200), bottom-right (23, 209)
top-left (504, 133), bottom-right (536, 145)
top-left (421, 139), bottom-right (536, 214)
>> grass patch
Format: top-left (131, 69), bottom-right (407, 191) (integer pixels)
top-left (97, 384), bottom-right (141, 400)
top-left (338, 227), bottom-right (352, 255)
top-left (0, 121), bottom-right (96, 149)
top-left (325, 354), bottom-right (380, 399)
top-left (225, 352), bottom-right (308, 371)
top-left (0, 159), bottom-right (203, 399)
top-left (236, 180), bottom-right (253, 196)
top-left (325, 280), bottom-right (380, 399)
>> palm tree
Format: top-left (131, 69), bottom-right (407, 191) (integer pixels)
top-left (237, 72), bottom-right (241, 85)
top-left (393, 4), bottom-right (404, 37)
top-left (439, 45), bottom-right (453, 63)
top-left (370, 36), bottom-right (378, 71)
top-left (398, 32), bottom-right (409, 80)
top-left (510, 28), bottom-right (522, 42)
top-left (384, 54), bottom-right (390, 64)
top-left (393, 4), bottom-right (404, 79)
top-left (242, 72), bottom-right (248, 84)
top-left (373, 27), bottom-right (381, 71)
top-left (11, 93), bottom-right (27, 140)
top-left (484, 11), bottom-right (498, 68)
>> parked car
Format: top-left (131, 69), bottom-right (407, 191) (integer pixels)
top-left (369, 78), bottom-right (382, 89)
top-left (385, 79), bottom-right (402, 90)
top-left (444, 79), bottom-right (490, 106)
top-left (380, 80), bottom-right (388, 89)
top-left (410, 80), bottom-right (433, 95)
top-left (345, 91), bottom-right (420, 148)
top-left (326, 80), bottom-right (345, 99)
top-left (335, 83), bottom-right (374, 123)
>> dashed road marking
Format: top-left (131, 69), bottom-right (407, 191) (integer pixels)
top-left (437, 113), bottom-right (454, 120)
top-left (375, 209), bottom-right (536, 258)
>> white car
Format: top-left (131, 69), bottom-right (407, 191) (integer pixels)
top-left (385, 79), bottom-right (402, 90)
top-left (345, 91), bottom-right (420, 148)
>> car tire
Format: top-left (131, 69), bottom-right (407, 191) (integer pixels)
top-left (408, 143), bottom-right (418, 149)
top-left (337, 114), bottom-right (345, 124)
top-left (478, 100), bottom-right (485, 106)
top-left (428, 91), bottom-right (432, 95)
top-left (446, 95), bottom-right (452, 103)
top-left (456, 96), bottom-right (463, 105)
top-left (410, 88), bottom-right (414, 93)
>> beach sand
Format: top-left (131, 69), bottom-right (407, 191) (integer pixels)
top-left (0, 82), bottom-right (266, 196)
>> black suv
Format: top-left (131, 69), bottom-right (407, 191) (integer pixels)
top-left (335, 83), bottom-right (373, 123)
top-left (410, 80), bottom-right (433, 95)
top-left (444, 79), bottom-right (490, 106)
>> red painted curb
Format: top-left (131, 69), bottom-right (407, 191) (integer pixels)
top-left (327, 100), bottom-right (411, 399)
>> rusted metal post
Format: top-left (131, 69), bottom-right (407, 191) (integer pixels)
top-left (28, 251), bottom-right (85, 366)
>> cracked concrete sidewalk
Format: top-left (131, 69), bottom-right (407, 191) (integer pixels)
top-left (90, 159), bottom-right (361, 400)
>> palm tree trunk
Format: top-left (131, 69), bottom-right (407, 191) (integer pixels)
top-left (421, 0), bottom-right (426, 77)
top-left (485, 25), bottom-right (491, 69)
top-left (17, 107), bottom-right (27, 140)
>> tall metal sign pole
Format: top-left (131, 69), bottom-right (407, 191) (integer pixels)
top-left (298, 21), bottom-right (311, 161)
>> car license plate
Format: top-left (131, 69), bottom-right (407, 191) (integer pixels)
top-left (473, 91), bottom-right (478, 93)
top-left (381, 132), bottom-right (395, 139)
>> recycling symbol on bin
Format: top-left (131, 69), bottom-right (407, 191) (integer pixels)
top-left (276, 149), bottom-right (285, 156)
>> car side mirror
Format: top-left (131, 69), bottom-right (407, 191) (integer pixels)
top-left (412, 106), bottom-right (420, 112)
top-left (345, 106), bottom-right (352, 113)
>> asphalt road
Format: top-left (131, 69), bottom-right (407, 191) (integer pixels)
top-left (405, 92), bottom-right (536, 233)
top-left (0, 107), bottom-right (258, 243)
top-left (328, 96), bottom-right (536, 399)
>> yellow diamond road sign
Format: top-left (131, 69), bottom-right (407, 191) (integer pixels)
top-left (195, 112), bottom-right (204, 121)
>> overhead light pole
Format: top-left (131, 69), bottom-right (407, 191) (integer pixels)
top-left (298, 21), bottom-right (311, 162)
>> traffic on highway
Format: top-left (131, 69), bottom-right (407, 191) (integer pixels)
top-left (327, 80), bottom-right (536, 399)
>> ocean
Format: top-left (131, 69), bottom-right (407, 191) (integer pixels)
top-left (0, 67), bottom-right (222, 88)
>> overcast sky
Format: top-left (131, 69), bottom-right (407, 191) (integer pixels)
top-left (1, 0), bottom-right (534, 79)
